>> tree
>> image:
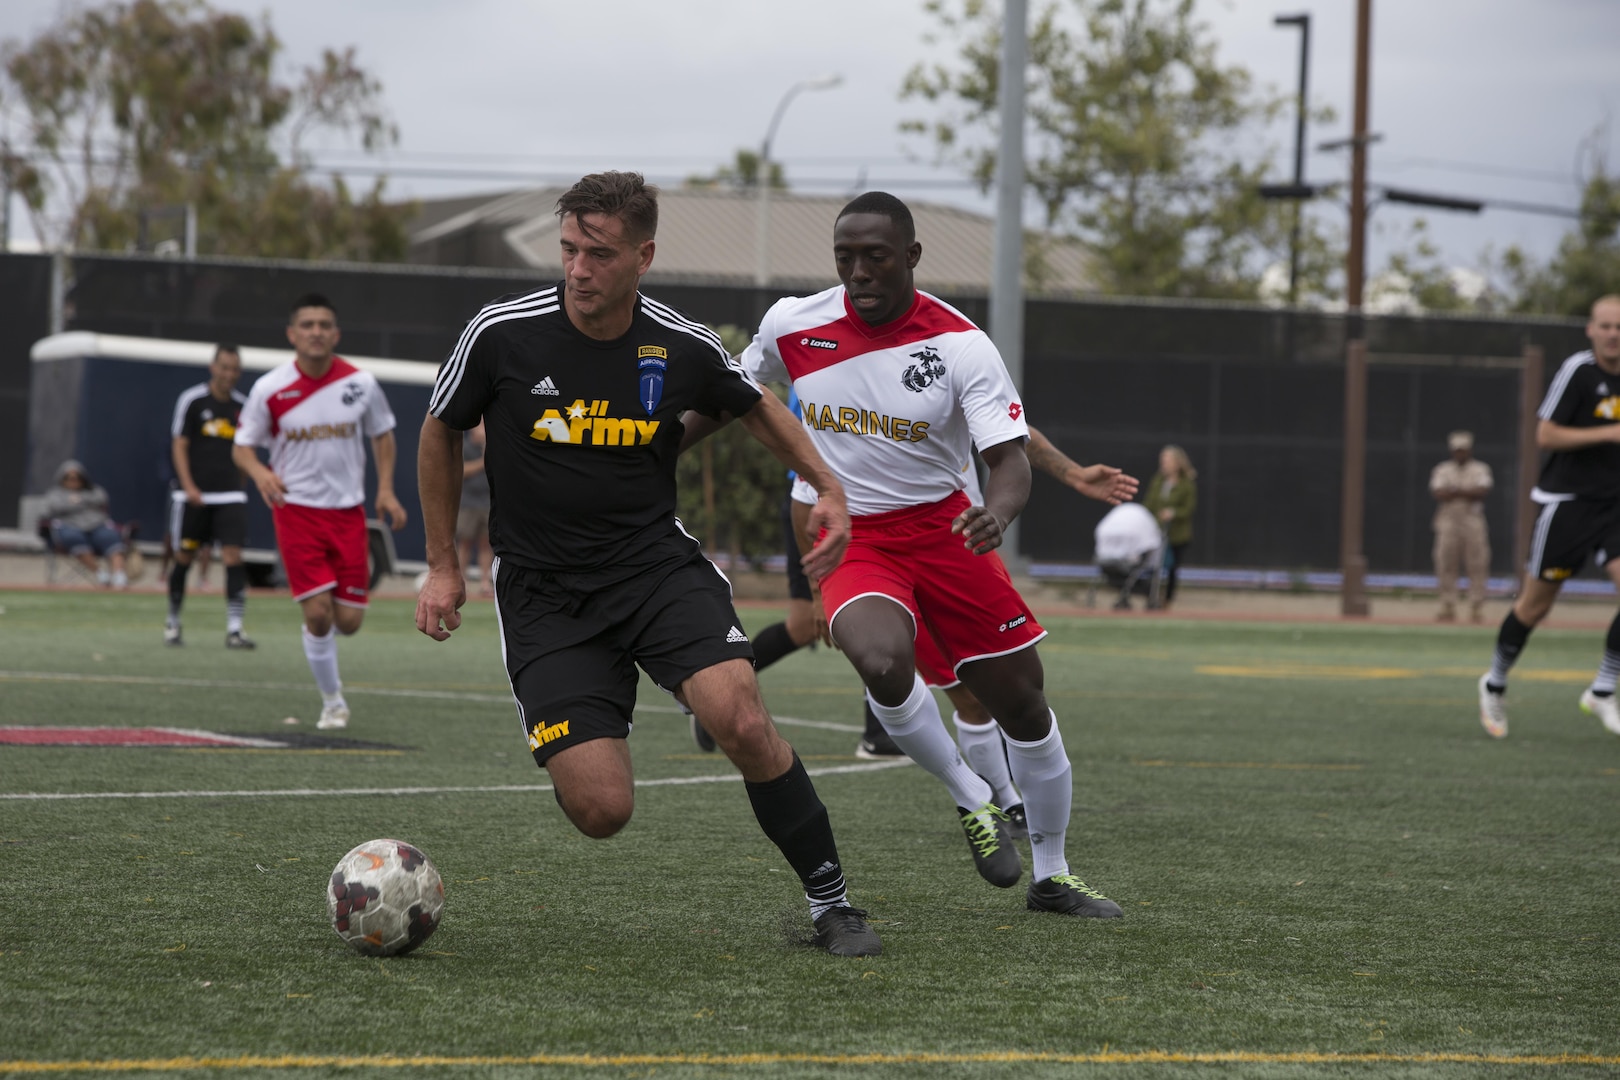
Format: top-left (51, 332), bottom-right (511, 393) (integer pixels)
top-left (674, 325), bottom-right (788, 567)
top-left (685, 149), bottom-right (786, 191)
top-left (1496, 138), bottom-right (1620, 316)
top-left (0, 0), bottom-right (411, 260)
top-left (901, 0), bottom-right (1339, 300)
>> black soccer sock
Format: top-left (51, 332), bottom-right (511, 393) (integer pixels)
top-left (167, 561), bottom-right (189, 622)
top-left (225, 564), bottom-right (247, 633)
top-left (1487, 610), bottom-right (1533, 690)
top-left (1590, 612), bottom-right (1620, 695)
top-left (751, 622), bottom-right (805, 672)
top-left (745, 753), bottom-right (849, 917)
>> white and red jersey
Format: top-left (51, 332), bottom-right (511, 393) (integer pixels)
top-left (743, 286), bottom-right (1026, 516)
top-left (235, 357), bottom-right (396, 509)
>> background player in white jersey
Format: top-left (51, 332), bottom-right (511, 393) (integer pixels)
top-left (1479, 294), bottom-right (1620, 739)
top-left (742, 191), bottom-right (1129, 918)
top-left (233, 294), bottom-right (406, 729)
top-left (165, 344), bottom-right (253, 649)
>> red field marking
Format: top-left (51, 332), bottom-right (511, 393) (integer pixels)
top-left (0, 727), bottom-right (283, 748)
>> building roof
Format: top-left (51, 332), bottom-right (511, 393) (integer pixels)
top-left (406, 186), bottom-right (1096, 296)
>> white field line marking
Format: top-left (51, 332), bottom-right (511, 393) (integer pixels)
top-left (0, 759), bottom-right (912, 801)
top-left (0, 669), bottom-right (864, 733)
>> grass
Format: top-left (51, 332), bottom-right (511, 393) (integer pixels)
top-left (0, 588), bottom-right (1616, 1078)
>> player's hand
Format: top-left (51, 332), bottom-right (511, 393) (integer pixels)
top-left (415, 567), bottom-right (466, 642)
top-left (251, 469), bottom-right (288, 509)
top-left (183, 484), bottom-right (205, 507)
top-left (1071, 465), bottom-right (1139, 505)
top-left (801, 493), bottom-right (850, 582)
top-left (376, 491), bottom-right (408, 531)
top-left (951, 505), bottom-right (1005, 555)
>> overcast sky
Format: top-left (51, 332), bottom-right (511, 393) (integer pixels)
top-left (1, 0), bottom-right (1614, 283)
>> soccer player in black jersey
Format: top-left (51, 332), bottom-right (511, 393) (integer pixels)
top-left (1480, 295), bottom-right (1620, 739)
top-left (165, 344), bottom-right (254, 649)
top-left (415, 172), bottom-right (881, 957)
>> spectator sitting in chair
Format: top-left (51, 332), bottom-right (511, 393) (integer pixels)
top-left (43, 460), bottom-right (129, 588)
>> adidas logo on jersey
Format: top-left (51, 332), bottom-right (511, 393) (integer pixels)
top-left (726, 626), bottom-right (748, 644)
top-left (531, 377), bottom-right (560, 396)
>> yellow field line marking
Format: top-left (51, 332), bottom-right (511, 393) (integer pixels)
top-left (2, 1050), bottom-right (1615, 1072)
top-left (1133, 759), bottom-right (1364, 771)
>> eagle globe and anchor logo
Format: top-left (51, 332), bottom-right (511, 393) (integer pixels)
top-left (901, 345), bottom-right (946, 392)
top-left (340, 380), bottom-right (365, 406)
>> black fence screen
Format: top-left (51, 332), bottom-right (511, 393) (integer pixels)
top-left (3, 251), bottom-right (1590, 576)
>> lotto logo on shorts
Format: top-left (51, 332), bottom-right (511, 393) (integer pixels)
top-left (528, 719), bottom-right (571, 750)
top-left (999, 614), bottom-right (1028, 632)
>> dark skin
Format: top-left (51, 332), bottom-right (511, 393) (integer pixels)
top-left (823, 211), bottom-right (1051, 740)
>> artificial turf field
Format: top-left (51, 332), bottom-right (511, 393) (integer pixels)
top-left (0, 588), bottom-right (1616, 1079)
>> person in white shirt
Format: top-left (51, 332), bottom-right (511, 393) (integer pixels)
top-left (233, 293), bottom-right (406, 729)
top-left (741, 191), bottom-right (1133, 918)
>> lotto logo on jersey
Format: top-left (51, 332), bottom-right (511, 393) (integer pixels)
top-left (800, 400), bottom-right (931, 443)
top-left (530, 399), bottom-right (661, 446)
top-left (528, 719), bottom-right (571, 750)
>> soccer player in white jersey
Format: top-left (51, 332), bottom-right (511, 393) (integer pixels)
top-left (742, 191), bottom-right (1127, 917)
top-left (233, 294), bottom-right (407, 729)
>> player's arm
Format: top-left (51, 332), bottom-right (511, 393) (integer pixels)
top-left (954, 437), bottom-right (1031, 555)
top-left (370, 431), bottom-right (407, 531)
top-left (736, 391), bottom-right (849, 581)
top-left (677, 409), bottom-right (731, 454)
top-left (171, 434), bottom-right (203, 505)
top-left (416, 414), bottom-right (467, 642)
top-left (1025, 425), bottom-right (1138, 505)
top-left (1537, 418), bottom-right (1620, 450)
top-left (232, 443), bottom-right (285, 508)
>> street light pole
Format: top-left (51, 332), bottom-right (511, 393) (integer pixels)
top-left (1340, 0), bottom-right (1373, 617)
top-left (1273, 13), bottom-right (1310, 305)
top-left (754, 74), bottom-right (842, 289)
top-left (991, 0), bottom-right (1029, 567)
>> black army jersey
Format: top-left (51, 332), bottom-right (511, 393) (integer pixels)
top-left (171, 383), bottom-right (249, 498)
top-left (429, 284), bottom-right (763, 574)
top-left (1535, 350), bottom-right (1620, 502)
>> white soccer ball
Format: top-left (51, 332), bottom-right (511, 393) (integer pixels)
top-left (327, 839), bottom-right (444, 956)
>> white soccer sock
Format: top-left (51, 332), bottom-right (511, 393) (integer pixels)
top-left (302, 626), bottom-right (344, 703)
top-left (867, 674), bottom-right (991, 809)
top-left (953, 712), bottom-right (1020, 807)
top-left (1003, 713), bottom-right (1073, 882)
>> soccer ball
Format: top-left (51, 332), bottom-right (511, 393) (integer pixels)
top-left (327, 839), bottom-right (444, 956)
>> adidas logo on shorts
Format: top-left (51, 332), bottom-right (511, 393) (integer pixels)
top-left (726, 626), bottom-right (748, 644)
top-left (531, 376), bottom-right (559, 396)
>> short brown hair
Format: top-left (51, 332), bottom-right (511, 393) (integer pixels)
top-left (556, 171), bottom-right (659, 242)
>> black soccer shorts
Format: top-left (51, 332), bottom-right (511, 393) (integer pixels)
top-left (781, 493), bottom-right (812, 603)
top-left (173, 500), bottom-right (248, 551)
top-left (493, 542), bottom-right (755, 766)
top-left (1526, 497), bottom-right (1620, 582)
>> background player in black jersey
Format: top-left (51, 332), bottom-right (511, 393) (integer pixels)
top-left (1480, 294), bottom-right (1620, 739)
top-left (165, 344), bottom-right (254, 648)
top-left (415, 171), bottom-right (881, 957)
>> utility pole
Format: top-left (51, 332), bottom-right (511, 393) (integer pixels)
top-left (1273, 13), bottom-right (1311, 305)
top-left (1340, 0), bottom-right (1373, 617)
top-left (991, 0), bottom-right (1028, 567)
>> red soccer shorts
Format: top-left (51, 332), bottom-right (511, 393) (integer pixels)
top-left (272, 503), bottom-right (370, 607)
top-left (821, 490), bottom-right (1045, 688)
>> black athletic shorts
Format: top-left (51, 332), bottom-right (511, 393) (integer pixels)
top-left (1526, 497), bottom-right (1620, 582)
top-left (172, 499), bottom-right (248, 551)
top-left (781, 493), bottom-right (812, 602)
top-left (493, 537), bottom-right (755, 766)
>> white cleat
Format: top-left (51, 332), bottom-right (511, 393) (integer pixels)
top-left (1578, 689), bottom-right (1620, 736)
top-left (1478, 674), bottom-right (1508, 739)
top-left (163, 623), bottom-right (182, 646)
top-left (316, 702), bottom-right (350, 730)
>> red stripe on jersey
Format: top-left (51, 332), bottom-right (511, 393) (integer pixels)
top-left (776, 291), bottom-right (978, 382)
top-left (265, 357), bottom-right (359, 435)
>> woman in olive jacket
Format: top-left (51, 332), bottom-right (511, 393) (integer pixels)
top-left (1142, 445), bottom-right (1197, 607)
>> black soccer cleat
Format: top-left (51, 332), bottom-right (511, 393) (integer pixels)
top-left (690, 714), bottom-right (717, 753)
top-left (855, 728), bottom-right (906, 759)
top-left (811, 906), bottom-right (882, 957)
top-left (1004, 802), bottom-right (1029, 840)
top-left (225, 631), bottom-right (256, 650)
top-left (957, 803), bottom-right (1022, 888)
top-left (1027, 873), bottom-right (1124, 918)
